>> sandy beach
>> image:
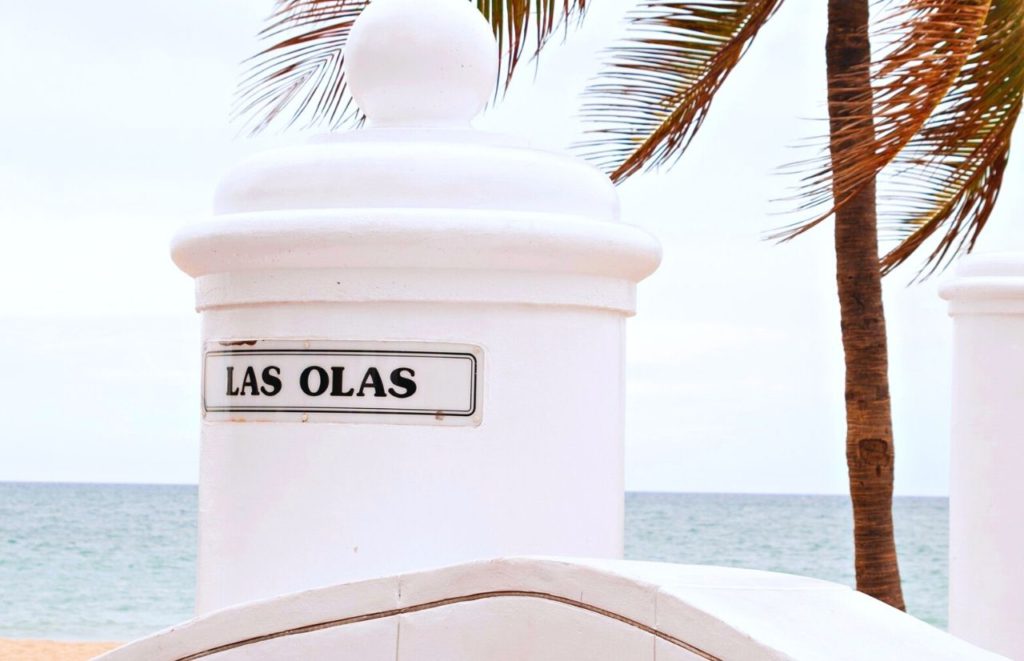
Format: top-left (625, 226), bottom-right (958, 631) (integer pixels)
top-left (0, 638), bottom-right (120, 660)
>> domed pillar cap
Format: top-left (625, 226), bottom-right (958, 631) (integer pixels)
top-left (345, 0), bottom-right (499, 127)
top-left (172, 0), bottom-right (662, 310)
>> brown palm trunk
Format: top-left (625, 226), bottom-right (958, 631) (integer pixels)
top-left (825, 0), bottom-right (905, 609)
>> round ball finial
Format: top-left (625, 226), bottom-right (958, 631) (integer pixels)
top-left (345, 0), bottom-right (499, 127)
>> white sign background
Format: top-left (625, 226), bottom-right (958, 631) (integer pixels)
top-left (203, 340), bottom-right (481, 426)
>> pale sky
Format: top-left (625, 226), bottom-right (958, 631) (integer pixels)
top-left (1, 0), bottom-right (1022, 495)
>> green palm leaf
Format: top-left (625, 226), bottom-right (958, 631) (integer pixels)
top-left (880, 0), bottom-right (1023, 276)
top-left (578, 0), bottom-right (783, 183)
top-left (776, 0), bottom-right (992, 251)
top-left (235, 0), bottom-right (587, 134)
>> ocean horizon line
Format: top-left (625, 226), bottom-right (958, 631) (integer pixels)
top-left (0, 480), bottom-right (948, 499)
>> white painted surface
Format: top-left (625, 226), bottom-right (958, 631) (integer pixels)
top-left (940, 252), bottom-right (1024, 659)
top-left (173, 0), bottom-right (659, 613)
top-left (99, 558), bottom-right (1005, 661)
top-left (194, 304), bottom-right (633, 611)
top-left (398, 597), bottom-right (656, 661)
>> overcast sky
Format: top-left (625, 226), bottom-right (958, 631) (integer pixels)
top-left (2, 0), bottom-right (1022, 495)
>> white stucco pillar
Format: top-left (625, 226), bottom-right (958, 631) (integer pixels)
top-left (940, 253), bottom-right (1024, 659)
top-left (173, 0), bottom-right (660, 614)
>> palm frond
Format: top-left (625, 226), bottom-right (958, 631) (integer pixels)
top-left (234, 1), bottom-right (365, 135)
top-left (880, 0), bottom-right (1023, 276)
top-left (235, 0), bottom-right (587, 134)
top-left (577, 0), bottom-right (783, 183)
top-left (776, 0), bottom-right (992, 244)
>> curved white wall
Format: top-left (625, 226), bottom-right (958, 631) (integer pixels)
top-left (100, 558), bottom-right (1006, 661)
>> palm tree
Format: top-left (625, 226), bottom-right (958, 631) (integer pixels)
top-left (580, 0), bottom-right (1021, 609)
top-left (238, 0), bottom-right (1024, 610)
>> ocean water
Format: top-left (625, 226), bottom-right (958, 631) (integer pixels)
top-left (0, 484), bottom-right (947, 641)
top-left (624, 492), bottom-right (947, 629)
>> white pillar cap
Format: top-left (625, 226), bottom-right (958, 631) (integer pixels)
top-left (172, 0), bottom-right (661, 311)
top-left (939, 253), bottom-right (1024, 314)
top-left (345, 0), bottom-right (498, 128)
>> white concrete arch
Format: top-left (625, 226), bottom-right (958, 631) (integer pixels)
top-left (99, 558), bottom-right (1004, 661)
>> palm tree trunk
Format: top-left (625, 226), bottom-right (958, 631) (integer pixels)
top-left (825, 0), bottom-right (905, 610)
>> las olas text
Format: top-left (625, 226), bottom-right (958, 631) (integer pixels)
top-left (225, 365), bottom-right (417, 399)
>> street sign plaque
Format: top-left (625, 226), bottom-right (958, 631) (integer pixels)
top-left (203, 340), bottom-right (481, 426)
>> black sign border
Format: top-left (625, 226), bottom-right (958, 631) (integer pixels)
top-left (202, 348), bottom-right (479, 418)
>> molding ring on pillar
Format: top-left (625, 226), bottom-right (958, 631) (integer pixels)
top-left (193, 269), bottom-right (638, 313)
top-left (173, 209), bottom-right (661, 286)
top-left (940, 252), bottom-right (1024, 315)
